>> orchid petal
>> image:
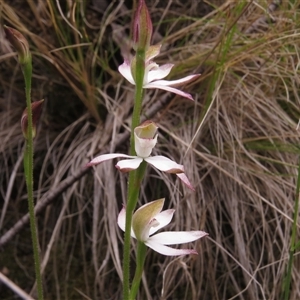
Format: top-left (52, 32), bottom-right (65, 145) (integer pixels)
top-left (145, 241), bottom-right (198, 256)
top-left (144, 156), bottom-right (184, 173)
top-left (176, 173), bottom-right (195, 191)
top-left (117, 207), bottom-right (137, 238)
top-left (147, 64), bottom-right (174, 83)
top-left (117, 207), bottom-right (126, 232)
top-left (135, 135), bottom-right (157, 157)
top-left (118, 60), bottom-right (135, 84)
top-left (116, 157), bottom-right (143, 172)
top-left (86, 153), bottom-right (136, 167)
top-left (144, 83), bottom-right (194, 100)
top-left (151, 74), bottom-right (200, 87)
top-left (149, 209), bottom-right (175, 235)
top-left (149, 231), bottom-right (208, 245)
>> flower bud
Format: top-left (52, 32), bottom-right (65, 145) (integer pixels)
top-left (132, 0), bottom-right (153, 51)
top-left (21, 100), bottom-right (44, 139)
top-left (4, 25), bottom-right (31, 64)
top-left (134, 120), bottom-right (158, 157)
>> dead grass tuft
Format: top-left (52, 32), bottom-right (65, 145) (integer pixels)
top-left (1, 0), bottom-right (300, 299)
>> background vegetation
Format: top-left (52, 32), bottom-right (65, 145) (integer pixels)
top-left (1, 0), bottom-right (300, 299)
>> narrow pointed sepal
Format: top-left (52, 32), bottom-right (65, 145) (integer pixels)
top-left (21, 99), bottom-right (44, 139)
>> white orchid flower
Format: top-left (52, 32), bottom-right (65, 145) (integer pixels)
top-left (86, 121), bottom-right (194, 190)
top-left (118, 45), bottom-right (200, 100)
top-left (118, 198), bottom-right (208, 256)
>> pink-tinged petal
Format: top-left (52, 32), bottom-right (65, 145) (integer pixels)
top-left (117, 207), bottom-right (126, 231)
top-left (118, 60), bottom-right (135, 85)
top-left (144, 156), bottom-right (184, 173)
top-left (147, 64), bottom-right (174, 83)
top-left (149, 231), bottom-right (208, 245)
top-left (144, 83), bottom-right (194, 100)
top-left (145, 241), bottom-right (198, 256)
top-left (149, 209), bottom-right (175, 235)
top-left (176, 173), bottom-right (195, 191)
top-left (117, 207), bottom-right (137, 238)
top-left (86, 153), bottom-right (135, 167)
top-left (134, 135), bottom-right (157, 158)
top-left (151, 74), bottom-right (200, 87)
top-left (116, 157), bottom-right (143, 172)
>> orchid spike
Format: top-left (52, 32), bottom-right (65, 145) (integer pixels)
top-left (118, 45), bottom-right (200, 100)
top-left (86, 121), bottom-right (194, 190)
top-left (118, 198), bottom-right (208, 256)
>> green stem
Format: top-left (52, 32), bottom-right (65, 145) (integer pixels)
top-left (130, 49), bottom-right (146, 155)
top-left (282, 158), bottom-right (300, 300)
top-left (129, 241), bottom-right (147, 300)
top-left (123, 162), bottom-right (147, 300)
top-left (22, 61), bottom-right (44, 300)
top-left (123, 48), bottom-right (146, 300)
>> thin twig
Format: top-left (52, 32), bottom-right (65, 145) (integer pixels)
top-left (0, 272), bottom-right (35, 300)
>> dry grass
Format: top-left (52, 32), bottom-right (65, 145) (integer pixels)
top-left (1, 0), bottom-right (300, 299)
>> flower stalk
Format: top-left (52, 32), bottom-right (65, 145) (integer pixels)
top-left (5, 26), bottom-right (44, 300)
top-left (123, 162), bottom-right (147, 300)
top-left (124, 32), bottom-right (146, 300)
top-left (129, 241), bottom-right (147, 300)
top-left (124, 2), bottom-right (150, 297)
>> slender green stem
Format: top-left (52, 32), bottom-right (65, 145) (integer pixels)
top-left (123, 48), bottom-right (146, 300)
top-left (22, 61), bottom-right (44, 300)
top-left (282, 158), bottom-right (300, 300)
top-left (129, 241), bottom-right (147, 300)
top-left (123, 162), bottom-right (147, 300)
top-left (130, 49), bottom-right (146, 155)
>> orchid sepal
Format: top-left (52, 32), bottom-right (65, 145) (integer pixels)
top-left (21, 99), bottom-right (44, 139)
top-left (132, 0), bottom-right (152, 51)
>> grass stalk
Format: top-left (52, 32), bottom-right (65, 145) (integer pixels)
top-left (282, 158), bottom-right (300, 300)
top-left (22, 61), bottom-right (44, 300)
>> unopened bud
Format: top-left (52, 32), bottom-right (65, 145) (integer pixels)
top-left (21, 100), bottom-right (44, 139)
top-left (132, 0), bottom-right (153, 51)
top-left (4, 25), bottom-right (31, 64)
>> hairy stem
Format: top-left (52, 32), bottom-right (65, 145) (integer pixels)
top-left (123, 48), bottom-right (146, 300)
top-left (22, 61), bottom-right (44, 300)
top-left (129, 241), bottom-right (147, 300)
